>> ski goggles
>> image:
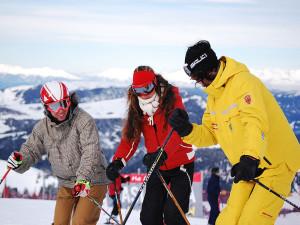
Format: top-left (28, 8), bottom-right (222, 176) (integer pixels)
top-left (132, 82), bottom-right (155, 95)
top-left (183, 63), bottom-right (192, 76)
top-left (46, 98), bottom-right (70, 113)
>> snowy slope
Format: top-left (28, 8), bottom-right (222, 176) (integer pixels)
top-left (0, 160), bottom-right (57, 196)
top-left (1, 158), bottom-right (300, 225)
top-left (0, 198), bottom-right (299, 225)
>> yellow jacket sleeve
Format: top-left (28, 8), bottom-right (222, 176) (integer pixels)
top-left (183, 110), bottom-right (217, 147)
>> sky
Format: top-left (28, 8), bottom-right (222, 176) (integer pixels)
top-left (0, 0), bottom-right (299, 76)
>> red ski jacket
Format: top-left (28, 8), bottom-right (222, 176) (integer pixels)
top-left (113, 87), bottom-right (195, 170)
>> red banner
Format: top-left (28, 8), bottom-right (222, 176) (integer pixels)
top-left (122, 172), bottom-right (202, 183)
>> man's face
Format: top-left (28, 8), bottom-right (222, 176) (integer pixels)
top-left (190, 68), bottom-right (219, 88)
top-left (50, 107), bottom-right (69, 121)
top-left (46, 99), bottom-right (70, 121)
top-left (190, 73), bottom-right (212, 88)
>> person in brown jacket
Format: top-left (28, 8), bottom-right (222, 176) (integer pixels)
top-left (6, 81), bottom-right (109, 225)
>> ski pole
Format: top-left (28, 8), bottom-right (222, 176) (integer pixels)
top-left (156, 170), bottom-right (191, 225)
top-left (254, 179), bottom-right (300, 210)
top-left (0, 167), bottom-right (12, 185)
top-left (122, 128), bottom-right (174, 225)
top-left (87, 195), bottom-right (121, 225)
top-left (114, 181), bottom-right (123, 224)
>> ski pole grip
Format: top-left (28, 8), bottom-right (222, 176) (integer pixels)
top-left (13, 152), bottom-right (23, 161)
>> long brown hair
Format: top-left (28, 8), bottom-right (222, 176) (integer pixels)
top-left (123, 66), bottom-right (176, 142)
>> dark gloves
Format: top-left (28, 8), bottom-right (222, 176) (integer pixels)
top-left (143, 149), bottom-right (168, 170)
top-left (168, 108), bottom-right (193, 137)
top-left (106, 159), bottom-right (124, 181)
top-left (231, 155), bottom-right (262, 184)
top-left (121, 176), bottom-right (130, 183)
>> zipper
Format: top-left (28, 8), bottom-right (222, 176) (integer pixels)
top-left (263, 156), bottom-right (272, 165)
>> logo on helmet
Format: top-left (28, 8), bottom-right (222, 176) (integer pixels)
top-left (190, 53), bottom-right (208, 69)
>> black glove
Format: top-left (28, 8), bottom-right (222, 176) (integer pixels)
top-left (143, 149), bottom-right (168, 170)
top-left (168, 108), bottom-right (193, 137)
top-left (106, 159), bottom-right (124, 181)
top-left (231, 155), bottom-right (261, 184)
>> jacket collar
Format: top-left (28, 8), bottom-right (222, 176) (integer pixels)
top-left (204, 56), bottom-right (250, 98)
top-left (204, 57), bottom-right (225, 98)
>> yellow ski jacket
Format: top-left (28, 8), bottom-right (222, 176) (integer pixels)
top-left (183, 57), bottom-right (300, 172)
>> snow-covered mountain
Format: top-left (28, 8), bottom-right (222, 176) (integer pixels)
top-left (1, 64), bottom-right (300, 91)
top-left (0, 64), bottom-right (81, 89)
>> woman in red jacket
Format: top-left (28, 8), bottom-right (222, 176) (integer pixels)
top-left (106, 66), bottom-right (195, 225)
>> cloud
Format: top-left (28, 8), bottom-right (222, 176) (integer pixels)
top-left (0, 3), bottom-right (299, 48)
top-left (205, 0), bottom-right (256, 3)
top-left (0, 64), bottom-right (80, 79)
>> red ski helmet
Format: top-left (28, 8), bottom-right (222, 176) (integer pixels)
top-left (40, 81), bottom-right (70, 113)
top-left (40, 81), bottom-right (69, 104)
top-left (131, 66), bottom-right (156, 95)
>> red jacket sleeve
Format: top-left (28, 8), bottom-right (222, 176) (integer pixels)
top-left (113, 137), bottom-right (141, 163)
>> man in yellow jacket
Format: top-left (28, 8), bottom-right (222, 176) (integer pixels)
top-left (169, 40), bottom-right (300, 225)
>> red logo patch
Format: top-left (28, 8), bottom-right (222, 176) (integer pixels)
top-left (244, 95), bottom-right (252, 104)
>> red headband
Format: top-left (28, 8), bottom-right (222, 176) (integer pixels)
top-left (132, 70), bottom-right (156, 88)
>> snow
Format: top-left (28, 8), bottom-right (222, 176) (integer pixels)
top-left (0, 197), bottom-right (299, 225)
top-left (0, 160), bottom-right (58, 196)
top-left (93, 67), bottom-right (300, 92)
top-left (0, 98), bottom-right (127, 120)
top-left (0, 120), bottom-right (10, 133)
top-left (1, 64), bottom-right (300, 92)
top-left (81, 98), bottom-right (127, 119)
top-left (0, 92), bottom-right (127, 120)
top-left (0, 198), bottom-right (207, 225)
top-left (1, 159), bottom-right (300, 224)
top-left (0, 85), bottom-right (33, 105)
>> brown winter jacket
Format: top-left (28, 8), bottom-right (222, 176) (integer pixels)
top-left (15, 107), bottom-right (109, 188)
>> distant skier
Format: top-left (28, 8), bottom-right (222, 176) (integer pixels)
top-left (207, 167), bottom-right (220, 225)
top-left (106, 175), bottom-right (130, 224)
top-left (6, 81), bottom-right (109, 225)
top-left (169, 40), bottom-right (300, 225)
top-left (106, 66), bottom-right (195, 225)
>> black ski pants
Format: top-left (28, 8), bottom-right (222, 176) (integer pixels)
top-left (140, 162), bottom-right (194, 225)
top-left (208, 198), bottom-right (220, 225)
top-left (109, 195), bottom-right (118, 216)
